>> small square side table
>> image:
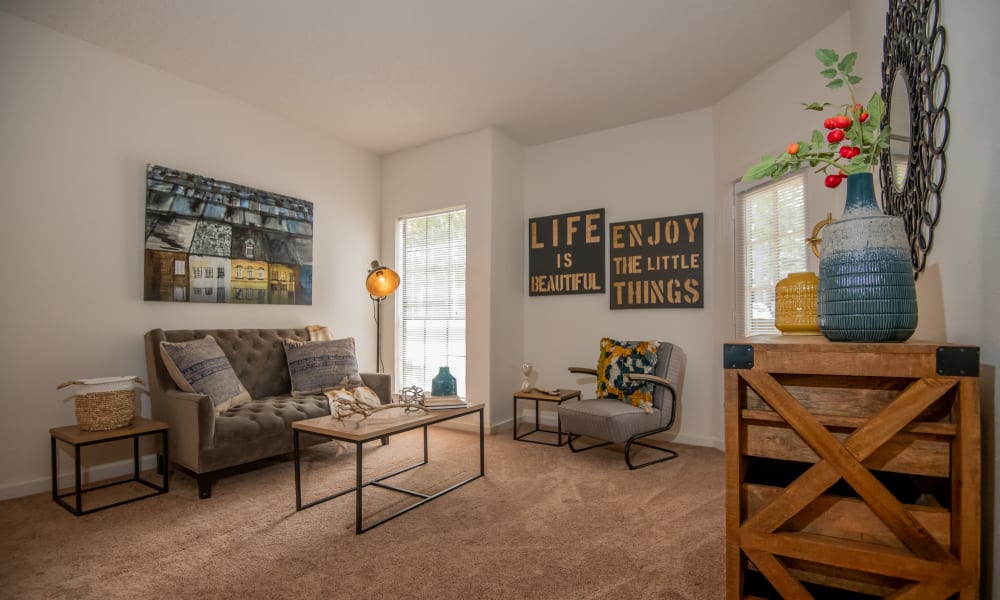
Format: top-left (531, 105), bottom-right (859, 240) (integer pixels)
top-left (50, 417), bottom-right (169, 516)
top-left (512, 388), bottom-right (580, 446)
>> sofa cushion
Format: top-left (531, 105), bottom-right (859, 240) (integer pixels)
top-left (596, 338), bottom-right (659, 412)
top-left (159, 335), bottom-right (252, 414)
top-left (206, 395), bottom-right (331, 469)
top-left (283, 337), bottom-right (363, 394)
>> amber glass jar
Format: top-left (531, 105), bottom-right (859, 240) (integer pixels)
top-left (775, 272), bottom-right (820, 335)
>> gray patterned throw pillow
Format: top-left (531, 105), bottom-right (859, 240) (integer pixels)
top-left (283, 337), bottom-right (363, 394)
top-left (159, 335), bottom-right (251, 414)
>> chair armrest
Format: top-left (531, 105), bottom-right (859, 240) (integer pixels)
top-left (624, 373), bottom-right (676, 394)
top-left (569, 367), bottom-right (597, 376)
top-left (625, 373), bottom-right (678, 428)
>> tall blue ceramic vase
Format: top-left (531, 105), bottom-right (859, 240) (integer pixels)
top-left (817, 173), bottom-right (917, 342)
top-left (431, 366), bottom-right (457, 396)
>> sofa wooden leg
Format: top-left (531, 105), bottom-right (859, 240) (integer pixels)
top-left (197, 474), bottom-right (213, 499)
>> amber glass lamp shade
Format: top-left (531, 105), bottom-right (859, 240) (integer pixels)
top-left (365, 261), bottom-right (400, 299)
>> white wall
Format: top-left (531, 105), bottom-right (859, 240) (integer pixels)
top-left (917, 0), bottom-right (1000, 593)
top-left (522, 108), bottom-right (718, 447)
top-left (850, 1), bottom-right (999, 592)
top-left (381, 129), bottom-right (489, 423)
top-left (0, 12), bottom-right (381, 498)
top-left (489, 132), bottom-right (526, 426)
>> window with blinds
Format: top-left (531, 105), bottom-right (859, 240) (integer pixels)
top-left (734, 173), bottom-right (806, 337)
top-left (397, 208), bottom-right (467, 396)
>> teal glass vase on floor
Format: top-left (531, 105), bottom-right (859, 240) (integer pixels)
top-left (431, 366), bottom-right (457, 396)
top-left (817, 172), bottom-right (918, 342)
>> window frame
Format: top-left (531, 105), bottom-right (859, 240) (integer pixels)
top-left (395, 206), bottom-right (467, 397)
top-left (733, 171), bottom-right (808, 338)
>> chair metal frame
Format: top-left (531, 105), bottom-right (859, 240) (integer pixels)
top-left (563, 368), bottom-right (680, 469)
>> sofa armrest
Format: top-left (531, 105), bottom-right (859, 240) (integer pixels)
top-left (360, 372), bottom-right (392, 405)
top-left (152, 389), bottom-right (216, 472)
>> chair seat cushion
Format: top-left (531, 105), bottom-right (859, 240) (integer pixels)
top-left (558, 398), bottom-right (662, 444)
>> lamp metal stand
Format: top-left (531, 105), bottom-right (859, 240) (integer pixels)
top-left (373, 296), bottom-right (384, 373)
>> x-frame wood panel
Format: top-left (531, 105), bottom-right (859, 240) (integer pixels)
top-left (724, 336), bottom-right (980, 599)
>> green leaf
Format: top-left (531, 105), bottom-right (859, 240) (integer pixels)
top-left (743, 156), bottom-right (776, 182)
top-left (848, 75), bottom-right (862, 85)
top-left (876, 127), bottom-right (892, 148)
top-left (838, 52), bottom-right (858, 75)
top-left (811, 129), bottom-right (825, 148)
top-left (826, 79), bottom-right (844, 89)
top-left (816, 48), bottom-right (838, 67)
top-left (844, 156), bottom-right (868, 174)
top-left (867, 91), bottom-right (885, 126)
top-left (802, 102), bottom-right (830, 111)
top-left (820, 68), bottom-right (838, 79)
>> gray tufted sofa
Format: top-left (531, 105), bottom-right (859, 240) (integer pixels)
top-left (144, 327), bottom-right (391, 498)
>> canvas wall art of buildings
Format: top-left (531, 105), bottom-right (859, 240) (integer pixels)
top-left (144, 164), bottom-right (313, 304)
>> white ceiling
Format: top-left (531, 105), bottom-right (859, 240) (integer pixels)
top-left (1, 0), bottom-right (849, 155)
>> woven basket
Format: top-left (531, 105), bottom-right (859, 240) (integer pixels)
top-left (57, 376), bottom-right (146, 431)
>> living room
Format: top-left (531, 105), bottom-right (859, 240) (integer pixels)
top-left (1, 0), bottom-right (997, 598)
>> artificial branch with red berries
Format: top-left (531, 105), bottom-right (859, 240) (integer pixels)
top-left (743, 49), bottom-right (891, 188)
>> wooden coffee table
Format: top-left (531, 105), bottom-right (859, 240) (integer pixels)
top-left (292, 403), bottom-right (484, 533)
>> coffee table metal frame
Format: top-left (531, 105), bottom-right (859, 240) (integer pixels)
top-left (512, 389), bottom-right (580, 446)
top-left (293, 404), bottom-right (484, 534)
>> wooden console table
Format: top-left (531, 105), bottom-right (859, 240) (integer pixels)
top-left (723, 336), bottom-right (980, 598)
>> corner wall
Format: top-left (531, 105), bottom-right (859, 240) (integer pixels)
top-left (522, 108), bottom-right (718, 448)
top-left (0, 12), bottom-right (381, 498)
top-left (380, 128), bottom-right (524, 428)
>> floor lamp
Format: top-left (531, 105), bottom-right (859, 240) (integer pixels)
top-left (365, 260), bottom-right (400, 373)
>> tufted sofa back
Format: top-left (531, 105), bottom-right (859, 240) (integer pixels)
top-left (145, 328), bottom-right (309, 400)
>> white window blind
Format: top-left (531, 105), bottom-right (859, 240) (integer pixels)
top-left (734, 173), bottom-right (806, 337)
top-left (397, 208), bottom-right (467, 396)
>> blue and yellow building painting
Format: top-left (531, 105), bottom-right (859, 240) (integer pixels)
top-left (143, 164), bottom-right (313, 304)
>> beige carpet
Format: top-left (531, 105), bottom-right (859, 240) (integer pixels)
top-left (0, 426), bottom-right (725, 600)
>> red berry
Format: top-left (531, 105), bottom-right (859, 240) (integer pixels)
top-left (786, 143), bottom-right (800, 155)
top-left (839, 146), bottom-right (853, 158)
top-left (823, 118), bottom-right (836, 130)
top-left (850, 147), bottom-right (862, 158)
top-left (859, 112), bottom-right (870, 122)
top-left (827, 129), bottom-right (845, 143)
top-left (833, 115), bottom-right (852, 129)
top-left (825, 174), bottom-right (843, 188)
top-left (852, 103), bottom-right (863, 113)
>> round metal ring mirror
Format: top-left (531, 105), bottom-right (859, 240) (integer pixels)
top-left (879, 0), bottom-right (950, 278)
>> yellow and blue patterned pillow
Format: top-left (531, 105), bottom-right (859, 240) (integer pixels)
top-left (596, 338), bottom-right (659, 411)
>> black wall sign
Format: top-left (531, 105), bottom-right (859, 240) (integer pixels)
top-left (609, 212), bottom-right (704, 309)
top-left (528, 208), bottom-right (605, 296)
